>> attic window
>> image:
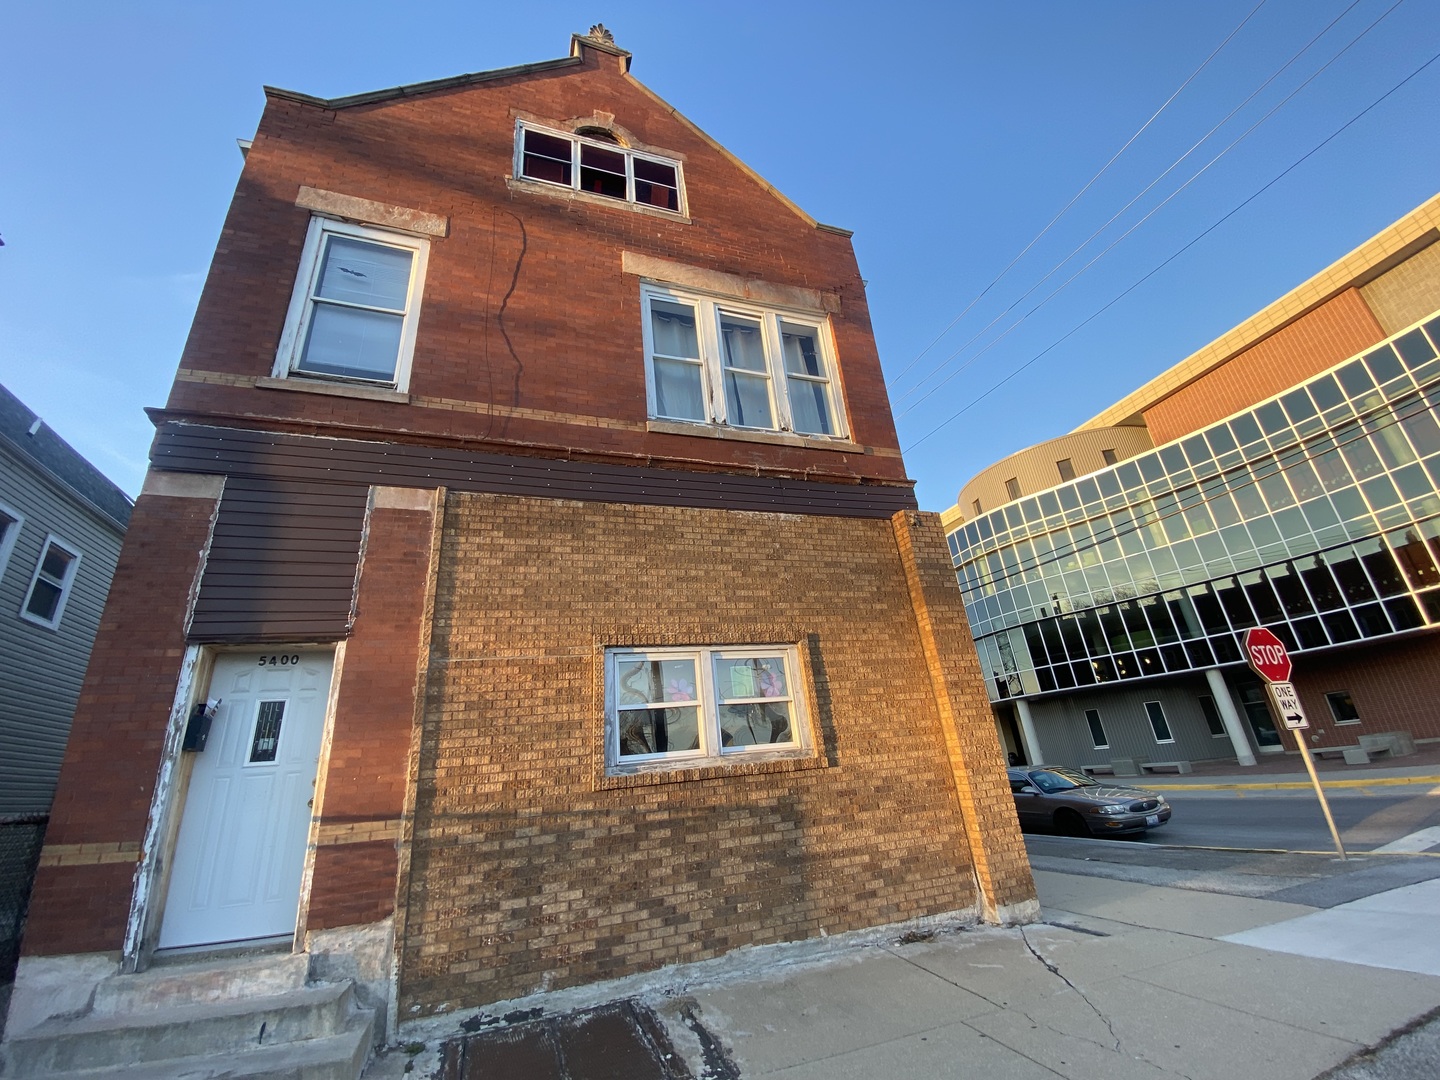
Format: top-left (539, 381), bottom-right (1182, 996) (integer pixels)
top-left (517, 122), bottom-right (683, 213)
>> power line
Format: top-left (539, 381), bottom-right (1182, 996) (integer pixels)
top-left (893, 0), bottom-right (1381, 415)
top-left (902, 46), bottom-right (1440, 455)
top-left (886, 0), bottom-right (1271, 389)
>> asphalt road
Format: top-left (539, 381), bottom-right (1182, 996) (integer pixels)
top-left (1135, 786), bottom-right (1440, 853)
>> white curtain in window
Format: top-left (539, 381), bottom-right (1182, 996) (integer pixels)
top-left (789, 380), bottom-right (833, 435)
top-left (302, 306), bottom-right (405, 380)
top-left (651, 300), bottom-right (704, 420)
top-left (721, 315), bottom-right (773, 428)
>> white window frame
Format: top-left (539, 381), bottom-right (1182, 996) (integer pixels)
top-left (273, 216), bottom-right (430, 392)
top-left (514, 121), bottom-right (686, 215)
top-left (21, 534), bottom-right (81, 630)
top-left (0, 501), bottom-right (24, 585)
top-left (604, 644), bottom-right (813, 774)
top-left (639, 284), bottom-right (848, 440)
top-left (1084, 708), bottom-right (1109, 750)
top-left (1143, 700), bottom-right (1175, 744)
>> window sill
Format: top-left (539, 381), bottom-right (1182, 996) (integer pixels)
top-left (597, 749), bottom-right (826, 790)
top-left (255, 376), bottom-right (411, 404)
top-left (1333, 719), bottom-right (1362, 726)
top-left (646, 419), bottom-right (864, 454)
top-left (506, 177), bottom-right (692, 224)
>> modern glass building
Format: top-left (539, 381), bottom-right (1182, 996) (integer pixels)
top-left (946, 195), bottom-right (1440, 770)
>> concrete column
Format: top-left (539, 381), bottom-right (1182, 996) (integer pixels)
top-left (1014, 697), bottom-right (1043, 765)
top-left (1205, 667), bottom-right (1256, 767)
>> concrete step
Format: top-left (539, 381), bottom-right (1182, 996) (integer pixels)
top-left (93, 952), bottom-right (311, 1015)
top-left (2, 983), bottom-right (356, 1075)
top-left (11, 1007), bottom-right (374, 1080)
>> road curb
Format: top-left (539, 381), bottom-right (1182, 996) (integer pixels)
top-left (1141, 775), bottom-right (1440, 792)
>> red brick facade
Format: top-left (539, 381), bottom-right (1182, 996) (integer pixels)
top-left (1293, 633), bottom-right (1440, 744)
top-left (162, 40), bottom-right (906, 486)
top-left (306, 495), bottom-right (440, 933)
top-left (25, 34), bottom-right (1032, 1009)
top-left (1142, 288), bottom-right (1386, 445)
top-left (26, 488), bottom-right (219, 954)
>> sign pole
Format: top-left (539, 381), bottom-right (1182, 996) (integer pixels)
top-left (1245, 628), bottom-right (1347, 861)
top-left (1282, 695), bottom-right (1348, 861)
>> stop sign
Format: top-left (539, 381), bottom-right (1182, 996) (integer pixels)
top-left (1244, 627), bottom-right (1291, 683)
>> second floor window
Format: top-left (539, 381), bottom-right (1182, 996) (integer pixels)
top-left (22, 536), bottom-right (80, 629)
top-left (517, 122), bottom-right (683, 213)
top-left (275, 217), bottom-right (430, 390)
top-left (642, 286), bottom-right (845, 439)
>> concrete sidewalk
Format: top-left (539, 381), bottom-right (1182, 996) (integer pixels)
top-left (376, 866), bottom-right (1440, 1079)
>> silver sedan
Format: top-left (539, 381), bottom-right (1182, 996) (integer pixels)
top-left (1008, 766), bottom-right (1171, 837)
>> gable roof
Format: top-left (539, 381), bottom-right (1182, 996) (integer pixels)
top-left (0, 384), bottom-right (133, 531)
top-left (260, 33), bottom-right (850, 236)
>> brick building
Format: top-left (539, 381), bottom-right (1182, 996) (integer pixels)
top-left (945, 194), bottom-right (1440, 774)
top-left (4, 29), bottom-right (1033, 1071)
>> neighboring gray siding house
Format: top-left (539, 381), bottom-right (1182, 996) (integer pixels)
top-left (0, 385), bottom-right (131, 815)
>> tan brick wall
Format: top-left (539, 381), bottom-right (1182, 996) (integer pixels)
top-left (396, 492), bottom-right (1029, 1011)
top-left (891, 511), bottom-right (1036, 920)
top-left (1360, 239), bottom-right (1440, 334)
top-left (1141, 288), bottom-right (1385, 446)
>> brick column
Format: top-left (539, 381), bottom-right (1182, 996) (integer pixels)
top-left (24, 473), bottom-right (223, 956)
top-left (304, 487), bottom-right (441, 934)
top-left (891, 509), bottom-right (1038, 924)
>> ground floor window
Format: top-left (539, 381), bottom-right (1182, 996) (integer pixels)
top-left (1144, 700), bottom-right (1174, 743)
top-left (605, 645), bottom-right (811, 773)
top-left (1084, 708), bottom-right (1108, 749)
top-left (1198, 694), bottom-right (1228, 737)
top-left (1326, 690), bottom-right (1361, 725)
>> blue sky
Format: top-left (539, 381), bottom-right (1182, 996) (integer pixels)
top-left (2, 1), bottom-right (1437, 510)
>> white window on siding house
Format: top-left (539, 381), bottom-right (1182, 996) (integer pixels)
top-left (605, 645), bottom-right (813, 774)
top-left (0, 502), bottom-right (23, 583)
top-left (1084, 708), bottom-right (1108, 749)
top-left (516, 122), bottom-right (684, 213)
top-left (1144, 700), bottom-right (1174, 744)
top-left (641, 286), bottom-right (846, 440)
top-left (21, 535), bottom-right (81, 629)
top-left (274, 217), bottom-right (430, 391)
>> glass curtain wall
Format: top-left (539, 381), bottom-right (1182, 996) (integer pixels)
top-left (949, 313), bottom-right (1440, 703)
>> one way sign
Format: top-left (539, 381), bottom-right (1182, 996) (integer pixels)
top-left (1267, 681), bottom-right (1309, 730)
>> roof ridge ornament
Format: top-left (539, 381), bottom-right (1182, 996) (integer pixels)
top-left (586, 24), bottom-right (616, 46)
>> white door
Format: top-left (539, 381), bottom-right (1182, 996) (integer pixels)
top-left (159, 650), bottom-right (334, 949)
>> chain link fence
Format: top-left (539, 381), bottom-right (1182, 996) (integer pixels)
top-left (1, 814), bottom-right (48, 985)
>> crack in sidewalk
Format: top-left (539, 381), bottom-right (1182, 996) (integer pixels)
top-left (1020, 928), bottom-right (1198, 1080)
top-left (1020, 927), bottom-right (1122, 1054)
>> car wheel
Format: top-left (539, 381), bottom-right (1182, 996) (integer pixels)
top-left (1055, 809), bottom-right (1088, 838)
